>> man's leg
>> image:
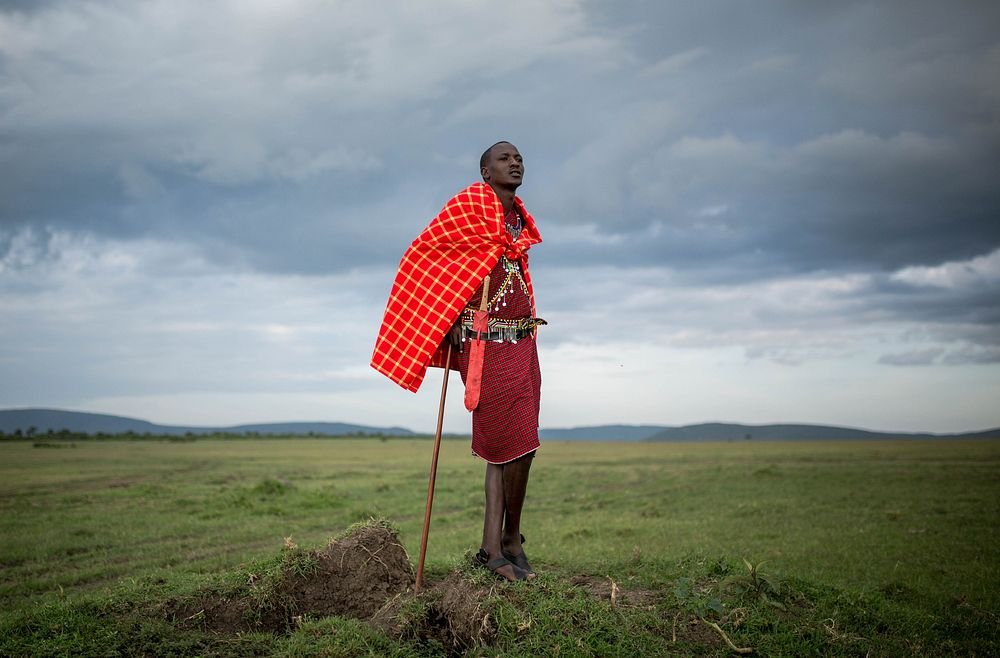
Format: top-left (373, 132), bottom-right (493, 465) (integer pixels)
top-left (481, 458), bottom-right (535, 581)
top-left (500, 451), bottom-right (534, 557)
top-left (481, 462), bottom-right (506, 560)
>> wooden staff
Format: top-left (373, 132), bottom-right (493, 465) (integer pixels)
top-left (414, 341), bottom-right (452, 595)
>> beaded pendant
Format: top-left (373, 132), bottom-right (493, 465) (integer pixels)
top-left (490, 257), bottom-right (530, 312)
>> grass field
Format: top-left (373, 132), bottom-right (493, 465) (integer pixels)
top-left (1, 437), bottom-right (998, 656)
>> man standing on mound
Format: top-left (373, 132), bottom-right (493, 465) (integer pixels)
top-left (372, 141), bottom-right (544, 582)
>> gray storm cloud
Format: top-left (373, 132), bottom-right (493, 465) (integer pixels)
top-left (1, 0), bottom-right (998, 431)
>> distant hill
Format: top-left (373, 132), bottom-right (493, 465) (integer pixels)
top-left (541, 422), bottom-right (999, 441)
top-left (539, 425), bottom-right (667, 441)
top-left (643, 422), bottom-right (998, 442)
top-left (0, 409), bottom-right (415, 437)
top-left (2, 409), bottom-right (996, 441)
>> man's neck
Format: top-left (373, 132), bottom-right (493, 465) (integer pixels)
top-left (488, 183), bottom-right (517, 214)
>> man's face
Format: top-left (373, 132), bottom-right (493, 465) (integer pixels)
top-left (482, 142), bottom-right (523, 189)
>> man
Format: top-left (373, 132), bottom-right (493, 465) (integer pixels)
top-left (371, 141), bottom-right (543, 582)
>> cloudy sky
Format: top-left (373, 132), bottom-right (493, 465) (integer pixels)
top-left (2, 0), bottom-right (998, 434)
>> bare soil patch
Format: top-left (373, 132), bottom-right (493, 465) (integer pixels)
top-left (165, 525), bottom-right (501, 652)
top-left (373, 571), bottom-right (498, 652)
top-left (167, 525), bottom-right (414, 634)
top-left (295, 524), bottom-right (414, 621)
top-left (569, 574), bottom-right (659, 608)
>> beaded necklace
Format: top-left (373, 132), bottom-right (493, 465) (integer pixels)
top-left (504, 207), bottom-right (522, 240)
top-left (489, 208), bottom-right (531, 312)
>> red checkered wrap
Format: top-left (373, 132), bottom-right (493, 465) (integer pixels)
top-left (371, 182), bottom-right (542, 392)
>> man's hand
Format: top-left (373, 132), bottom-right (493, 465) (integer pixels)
top-left (447, 322), bottom-right (464, 350)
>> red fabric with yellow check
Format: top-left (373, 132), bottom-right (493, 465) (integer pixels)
top-left (371, 182), bottom-right (542, 392)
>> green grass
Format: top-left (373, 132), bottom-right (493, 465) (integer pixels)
top-left (1, 437), bottom-right (998, 655)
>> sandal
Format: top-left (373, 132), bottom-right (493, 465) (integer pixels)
top-left (502, 534), bottom-right (534, 575)
top-left (472, 548), bottom-right (488, 568)
top-left (475, 548), bottom-right (531, 581)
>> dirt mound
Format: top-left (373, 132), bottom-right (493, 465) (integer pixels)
top-left (295, 524), bottom-right (415, 620)
top-left (373, 571), bottom-right (497, 651)
top-left (166, 524), bottom-right (499, 653)
top-left (167, 524), bottom-right (414, 634)
top-left (433, 573), bottom-right (498, 648)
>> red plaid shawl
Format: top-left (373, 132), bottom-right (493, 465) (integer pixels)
top-left (371, 182), bottom-right (542, 392)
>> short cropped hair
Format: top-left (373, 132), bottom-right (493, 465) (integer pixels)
top-left (480, 141), bottom-right (512, 170)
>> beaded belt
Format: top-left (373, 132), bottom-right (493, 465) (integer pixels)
top-left (462, 327), bottom-right (535, 342)
top-left (460, 312), bottom-right (547, 344)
